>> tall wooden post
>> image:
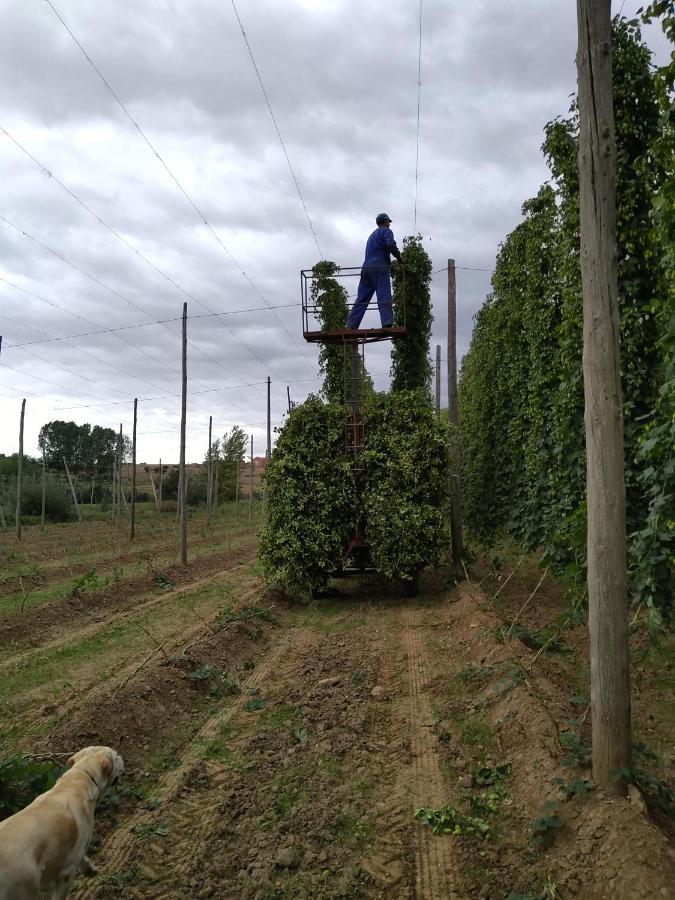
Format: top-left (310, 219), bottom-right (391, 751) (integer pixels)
top-left (207, 415), bottom-right (213, 525)
top-left (287, 385), bottom-right (292, 413)
top-left (248, 435), bottom-right (253, 523)
top-left (117, 423), bottom-right (123, 525)
top-left (447, 259), bottom-right (464, 571)
top-left (577, 0), bottom-right (631, 792)
top-left (15, 399), bottom-right (25, 540)
top-left (435, 344), bottom-right (441, 417)
top-left (179, 303), bottom-right (188, 565)
top-left (158, 458), bottom-right (163, 520)
top-left (129, 398), bottom-right (137, 541)
top-left (235, 458), bottom-right (240, 517)
top-left (41, 443), bottom-right (46, 531)
top-left (213, 454), bottom-right (219, 515)
top-left (266, 377), bottom-right (272, 459)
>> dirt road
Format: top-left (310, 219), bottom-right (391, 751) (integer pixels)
top-left (69, 575), bottom-right (673, 899)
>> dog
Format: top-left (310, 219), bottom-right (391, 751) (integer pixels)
top-left (0, 746), bottom-right (124, 900)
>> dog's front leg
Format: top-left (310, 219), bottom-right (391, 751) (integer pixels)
top-left (50, 873), bottom-right (76, 900)
top-left (80, 855), bottom-right (98, 876)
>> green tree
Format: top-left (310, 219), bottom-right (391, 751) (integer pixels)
top-left (217, 426), bottom-right (248, 501)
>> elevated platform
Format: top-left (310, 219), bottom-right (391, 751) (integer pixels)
top-left (303, 325), bottom-right (407, 345)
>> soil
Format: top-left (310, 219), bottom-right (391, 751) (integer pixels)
top-left (2, 522), bottom-right (673, 899)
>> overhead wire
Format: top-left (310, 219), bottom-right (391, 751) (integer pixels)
top-left (2, 299), bottom-right (299, 351)
top-left (0, 214), bottom-right (265, 398)
top-left (42, 1), bottom-right (316, 372)
top-left (0, 131), bottom-right (289, 385)
top-left (229, 0), bottom-right (322, 258)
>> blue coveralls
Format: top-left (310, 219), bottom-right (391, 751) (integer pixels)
top-left (347, 226), bottom-right (400, 328)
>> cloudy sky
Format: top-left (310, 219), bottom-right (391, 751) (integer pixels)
top-left (0, 0), bottom-right (667, 464)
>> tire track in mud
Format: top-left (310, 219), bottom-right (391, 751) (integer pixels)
top-left (73, 630), bottom-right (309, 899)
top-left (402, 607), bottom-right (459, 900)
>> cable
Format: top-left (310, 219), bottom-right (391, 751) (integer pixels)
top-left (0, 129), bottom-right (295, 382)
top-left (229, 0), bottom-right (322, 257)
top-left (431, 264), bottom-right (495, 274)
top-left (2, 300), bottom-right (300, 351)
top-left (0, 214), bottom-right (265, 394)
top-left (413, 0), bottom-right (423, 232)
top-left (41, 3), bottom-right (316, 372)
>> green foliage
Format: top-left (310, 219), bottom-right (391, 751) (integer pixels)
top-left (363, 390), bottom-right (449, 580)
top-left (529, 800), bottom-right (563, 847)
top-left (260, 397), bottom-right (357, 595)
top-left (459, 19), bottom-right (674, 619)
top-left (19, 478), bottom-right (73, 522)
top-left (391, 236), bottom-right (433, 393)
top-left (312, 260), bottom-right (350, 404)
top-left (0, 454), bottom-right (42, 478)
top-left (38, 420), bottom-right (128, 474)
top-left (559, 731), bottom-right (591, 769)
top-left (553, 776), bottom-right (591, 800)
top-left (415, 803), bottom-right (490, 837)
top-left (260, 391), bottom-right (449, 594)
top-left (189, 664), bottom-right (241, 697)
top-left (0, 755), bottom-right (61, 821)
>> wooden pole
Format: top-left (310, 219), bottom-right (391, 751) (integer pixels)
top-left (180, 303), bottom-right (188, 565)
top-left (149, 468), bottom-right (159, 511)
top-left (213, 453), bottom-right (219, 515)
top-left (207, 415), bottom-right (213, 525)
top-left (129, 398), bottom-right (137, 541)
top-left (116, 423), bottom-right (123, 525)
top-left (235, 458), bottom-right (240, 517)
top-left (41, 443), bottom-right (46, 531)
top-left (287, 385), bottom-right (292, 413)
top-left (158, 458), bottom-right (163, 520)
top-left (0, 500), bottom-right (6, 529)
top-left (447, 259), bottom-right (464, 572)
top-left (15, 399), bottom-right (25, 540)
top-left (577, 0), bottom-right (631, 793)
top-left (63, 458), bottom-right (82, 522)
top-left (111, 455), bottom-right (117, 524)
top-left (248, 434), bottom-right (253, 523)
top-left (266, 377), bottom-right (272, 459)
top-left (435, 343), bottom-right (441, 417)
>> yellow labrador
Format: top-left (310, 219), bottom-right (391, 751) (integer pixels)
top-left (0, 746), bottom-right (124, 900)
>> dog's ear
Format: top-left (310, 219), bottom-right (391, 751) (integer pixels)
top-left (66, 754), bottom-right (77, 768)
top-left (100, 755), bottom-right (113, 778)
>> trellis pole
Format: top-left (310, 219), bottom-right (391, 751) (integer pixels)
top-left (15, 399), bottom-right (25, 541)
top-left (435, 344), bottom-right (441, 417)
top-left (577, 0), bottom-right (631, 793)
top-left (447, 259), bottom-right (464, 572)
top-left (158, 458), bottom-right (163, 520)
top-left (41, 442), bottom-right (46, 531)
top-left (63, 458), bottom-right (82, 523)
top-left (235, 458), bottom-right (240, 518)
top-left (248, 435), bottom-right (253, 523)
top-left (207, 415), bottom-right (213, 524)
top-left (129, 398), bottom-right (137, 541)
top-left (179, 303), bottom-right (188, 565)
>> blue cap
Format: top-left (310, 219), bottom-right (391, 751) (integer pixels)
top-left (376, 213), bottom-right (392, 225)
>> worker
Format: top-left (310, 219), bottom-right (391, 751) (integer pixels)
top-left (346, 213), bottom-right (402, 329)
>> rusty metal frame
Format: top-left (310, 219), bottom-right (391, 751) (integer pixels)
top-left (301, 265), bottom-right (406, 343)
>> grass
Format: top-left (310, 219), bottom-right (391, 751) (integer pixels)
top-left (0, 575), bottom-right (252, 720)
